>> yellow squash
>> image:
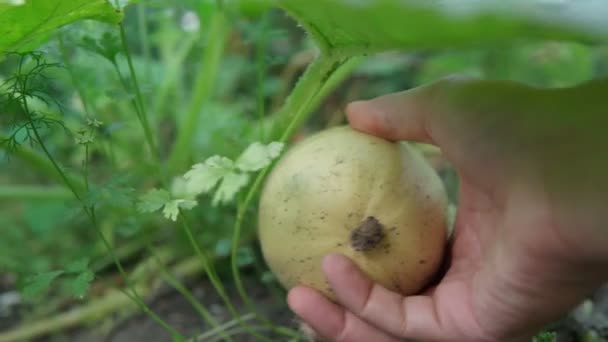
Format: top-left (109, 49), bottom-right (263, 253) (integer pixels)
top-left (258, 126), bottom-right (448, 300)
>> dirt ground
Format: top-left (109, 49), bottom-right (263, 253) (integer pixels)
top-left (2, 273), bottom-right (608, 341)
top-left (67, 274), bottom-right (297, 342)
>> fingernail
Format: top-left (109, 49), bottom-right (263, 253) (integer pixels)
top-left (345, 100), bottom-right (367, 114)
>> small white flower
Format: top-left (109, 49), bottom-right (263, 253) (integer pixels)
top-left (181, 11), bottom-right (200, 33)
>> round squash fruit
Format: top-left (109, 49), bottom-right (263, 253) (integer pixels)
top-left (258, 126), bottom-right (448, 300)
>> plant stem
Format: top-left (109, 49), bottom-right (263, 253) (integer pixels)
top-left (266, 55), bottom-right (350, 139)
top-left (136, 3), bottom-right (151, 77)
top-left (299, 56), bottom-right (363, 120)
top-left (166, 8), bottom-right (228, 175)
top-left (83, 143), bottom-right (90, 191)
top-left (193, 313), bottom-right (256, 342)
top-left (230, 54), bottom-right (351, 339)
top-left (146, 244), bottom-right (232, 342)
top-left (90, 210), bottom-right (183, 338)
top-left (208, 326), bottom-right (275, 342)
top-left (22, 109), bottom-right (84, 204)
top-left (178, 216), bottom-right (270, 341)
top-left (118, 23), bottom-right (159, 164)
top-left (178, 217), bottom-right (236, 313)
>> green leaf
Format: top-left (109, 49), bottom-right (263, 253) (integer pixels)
top-left (235, 142), bottom-right (284, 172)
top-left (279, 0), bottom-right (608, 56)
top-left (169, 176), bottom-right (195, 199)
top-left (261, 270), bottom-right (276, 284)
top-left (184, 156), bottom-right (234, 195)
top-left (65, 258), bottom-right (90, 274)
top-left (212, 172), bottom-right (250, 206)
top-left (85, 181), bottom-right (135, 210)
top-left (214, 239), bottom-right (231, 257)
top-left (137, 188), bottom-right (171, 213)
top-left (79, 32), bottom-right (122, 64)
top-left (70, 270), bottom-right (95, 299)
top-left (22, 270), bottom-right (64, 299)
top-left (162, 198), bottom-right (198, 222)
top-left (0, 0), bottom-right (123, 53)
top-left (235, 246), bottom-right (255, 267)
top-left (138, 179), bottom-right (199, 221)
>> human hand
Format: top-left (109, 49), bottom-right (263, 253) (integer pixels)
top-left (287, 77), bottom-right (608, 341)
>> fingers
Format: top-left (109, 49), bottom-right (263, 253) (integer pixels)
top-left (287, 286), bottom-right (401, 342)
top-left (345, 76), bottom-right (478, 143)
top-left (345, 76), bottom-right (532, 146)
top-left (321, 253), bottom-right (447, 341)
top-left (345, 84), bottom-right (436, 144)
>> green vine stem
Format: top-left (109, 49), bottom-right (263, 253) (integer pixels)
top-left (264, 54), bottom-right (351, 139)
top-left (230, 54), bottom-right (354, 338)
top-left (177, 216), bottom-right (271, 341)
top-left (137, 3), bottom-right (151, 78)
top-left (261, 56), bottom-right (364, 140)
top-left (299, 56), bottom-right (363, 121)
top-left (166, 8), bottom-right (228, 176)
top-left (83, 143), bottom-right (90, 191)
top-left (118, 23), bottom-right (159, 164)
top-left (192, 313), bottom-right (256, 342)
top-left (145, 244), bottom-right (232, 342)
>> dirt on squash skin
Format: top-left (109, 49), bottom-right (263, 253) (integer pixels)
top-left (39, 273), bottom-right (297, 342)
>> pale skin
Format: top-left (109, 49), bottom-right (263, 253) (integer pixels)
top-left (286, 76), bottom-right (608, 341)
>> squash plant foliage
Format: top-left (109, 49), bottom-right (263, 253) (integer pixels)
top-left (2, 1), bottom-right (607, 121)
top-left (0, 0), bottom-right (122, 53)
top-left (273, 0), bottom-right (608, 134)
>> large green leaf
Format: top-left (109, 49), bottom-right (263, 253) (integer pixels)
top-left (279, 0), bottom-right (608, 55)
top-left (0, 0), bottom-right (123, 53)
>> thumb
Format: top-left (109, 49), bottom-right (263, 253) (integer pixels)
top-left (345, 83), bottom-right (437, 144)
top-left (344, 76), bottom-right (480, 143)
top-left (345, 76), bottom-right (530, 146)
